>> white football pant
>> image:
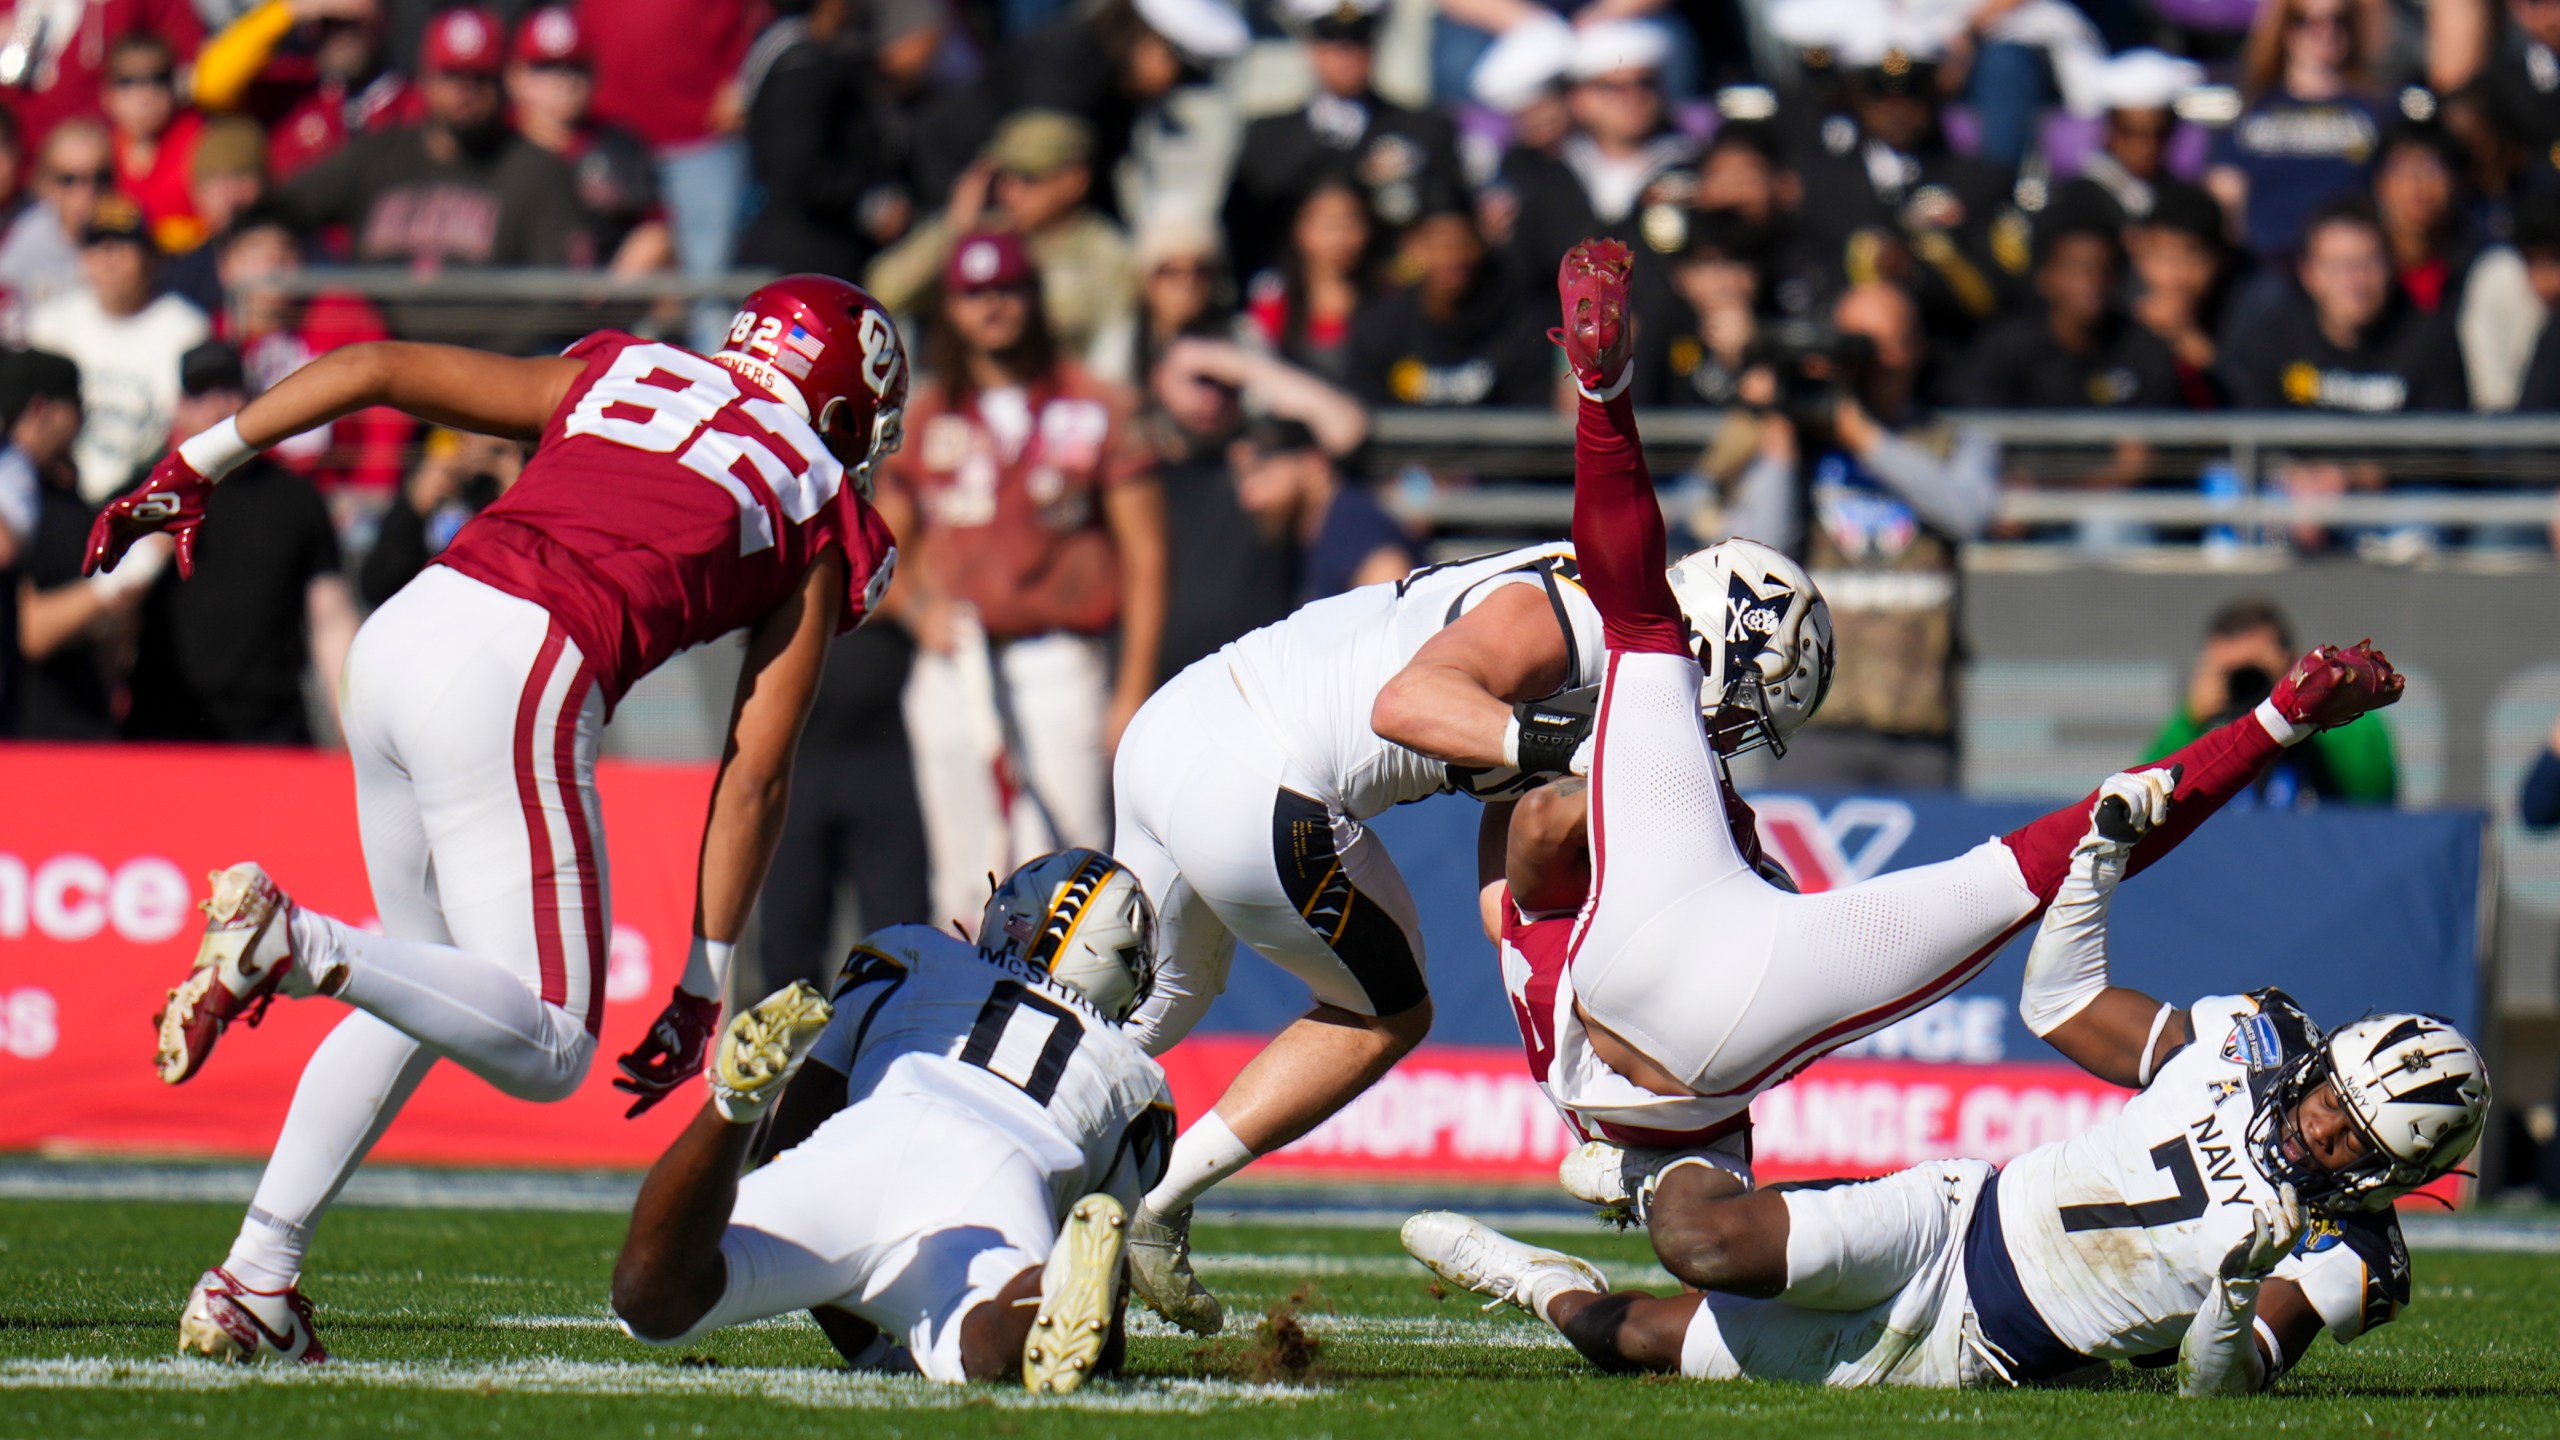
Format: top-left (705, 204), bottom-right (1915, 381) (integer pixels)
top-left (1113, 657), bottom-right (1429, 1055)
top-left (1571, 649), bottom-right (2039, 1096)
top-left (1680, 1160), bottom-right (2001, 1388)
top-left (227, 567), bottom-right (604, 1290)
top-left (627, 1090), bottom-right (1058, 1382)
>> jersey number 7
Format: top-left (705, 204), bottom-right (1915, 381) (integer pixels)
top-left (2060, 1138), bottom-right (2211, 1233)
top-left (564, 342), bottom-right (846, 557)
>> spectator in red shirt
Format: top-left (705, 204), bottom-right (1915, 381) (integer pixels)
top-left (101, 32), bottom-right (205, 252)
top-left (216, 205), bottom-right (409, 491)
top-left (504, 6), bottom-right (669, 279)
top-left (576, 0), bottom-right (762, 345)
top-left (2372, 119), bottom-right (2478, 317)
top-left (877, 228), bottom-right (1167, 927)
top-left (0, 0), bottom-right (203, 149)
top-left (193, 0), bottom-right (418, 181)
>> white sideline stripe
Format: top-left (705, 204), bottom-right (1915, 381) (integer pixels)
top-left (500, 1309), bottom-right (1580, 1350)
top-left (0, 1359), bottom-right (1308, 1413)
top-left (7, 1163), bottom-right (2555, 1253)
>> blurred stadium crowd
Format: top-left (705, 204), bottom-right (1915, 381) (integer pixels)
top-left (5, 0), bottom-right (2560, 914)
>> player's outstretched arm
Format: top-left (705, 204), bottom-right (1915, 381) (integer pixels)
top-left (86, 342), bottom-right (587, 577)
top-left (615, 553), bottom-right (847, 1115)
top-left (2023, 768), bottom-right (2196, 1088)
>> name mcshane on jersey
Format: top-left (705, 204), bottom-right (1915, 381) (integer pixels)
top-left (1990, 988), bottom-right (2407, 1369)
top-left (811, 924), bottom-right (1177, 1208)
top-left (1222, 542), bottom-right (1608, 818)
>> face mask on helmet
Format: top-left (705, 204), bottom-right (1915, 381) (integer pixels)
top-left (1665, 539), bottom-right (1836, 757)
top-left (2247, 1013), bottom-right (2490, 1213)
top-left (979, 848), bottom-right (1159, 1023)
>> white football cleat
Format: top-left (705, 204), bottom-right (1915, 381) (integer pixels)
top-left (1024, 1193), bottom-right (1129, 1394)
top-left (1401, 1210), bottom-right (1607, 1318)
top-left (1559, 1140), bottom-right (1646, 1208)
top-left (158, 864), bottom-right (309, 1086)
top-left (178, 1266), bottom-right (327, 1363)
top-left (1125, 1203), bottom-right (1223, 1336)
top-left (709, 980), bottom-right (834, 1123)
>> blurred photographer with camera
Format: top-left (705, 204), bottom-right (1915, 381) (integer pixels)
top-left (1719, 279), bottom-right (1997, 788)
top-left (2143, 596), bottom-right (2397, 806)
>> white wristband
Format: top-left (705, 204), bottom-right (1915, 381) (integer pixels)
top-left (1575, 364), bottom-right (1634, 403)
top-left (2253, 697), bottom-right (2309, 748)
top-left (176, 416), bottom-right (253, 480)
top-left (1501, 715), bottom-right (1523, 770)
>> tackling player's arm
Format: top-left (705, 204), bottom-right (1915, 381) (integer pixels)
top-left (614, 552), bottom-right (848, 1114)
top-left (694, 551), bottom-right (848, 962)
top-left (2021, 768), bottom-right (2195, 1089)
top-left (1371, 584), bottom-right (1575, 771)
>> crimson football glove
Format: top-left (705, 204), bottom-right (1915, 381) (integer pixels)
top-left (1551, 238), bottom-right (1634, 395)
top-left (613, 988), bottom-right (721, 1118)
top-left (85, 452), bottom-right (213, 580)
top-left (2269, 640), bottom-right (2404, 732)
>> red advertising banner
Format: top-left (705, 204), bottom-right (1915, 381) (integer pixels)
top-left (0, 745), bottom-right (2463, 1207)
top-left (0, 744), bottom-right (713, 1165)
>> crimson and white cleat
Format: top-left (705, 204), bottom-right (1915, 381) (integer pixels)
top-left (1402, 1211), bottom-right (1607, 1318)
top-left (2270, 640), bottom-right (2405, 732)
top-left (178, 1267), bottom-right (328, 1364)
top-left (156, 863), bottom-right (303, 1085)
top-left (1551, 237), bottom-right (1635, 395)
top-left (1024, 1193), bottom-right (1129, 1394)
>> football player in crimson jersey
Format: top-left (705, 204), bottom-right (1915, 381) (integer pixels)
top-left (83, 274), bottom-right (909, 1363)
top-left (1464, 238), bottom-right (2406, 1299)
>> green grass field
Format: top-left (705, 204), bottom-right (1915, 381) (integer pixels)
top-left (4, 1186), bottom-right (2559, 1438)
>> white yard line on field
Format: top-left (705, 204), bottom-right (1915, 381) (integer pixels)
top-left (0, 1357), bottom-right (1310, 1413)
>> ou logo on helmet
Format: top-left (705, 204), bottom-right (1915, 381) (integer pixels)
top-left (857, 308), bottom-right (904, 400)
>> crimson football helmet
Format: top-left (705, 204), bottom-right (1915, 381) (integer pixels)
top-left (712, 275), bottom-right (909, 493)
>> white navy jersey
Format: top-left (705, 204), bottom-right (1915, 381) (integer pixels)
top-left (1991, 990), bottom-right (2410, 1364)
top-left (808, 924), bottom-right (1177, 1213)
top-left (1221, 543), bottom-right (1609, 819)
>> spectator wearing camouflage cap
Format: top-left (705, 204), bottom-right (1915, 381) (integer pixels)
top-left (26, 192), bottom-right (208, 502)
top-left (1220, 0), bottom-right (1464, 282)
top-left (868, 110), bottom-right (1137, 361)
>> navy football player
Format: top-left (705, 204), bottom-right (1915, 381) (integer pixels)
top-left (1407, 769), bottom-right (2488, 1394)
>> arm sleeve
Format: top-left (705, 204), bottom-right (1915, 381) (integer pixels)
top-left (2143, 709), bottom-right (2206, 764)
top-left (2018, 821), bottom-right (2123, 1037)
top-left (190, 0), bottom-right (296, 111)
top-left (1855, 422), bottom-right (2001, 539)
top-left (2177, 1276), bottom-right (2270, 1396)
